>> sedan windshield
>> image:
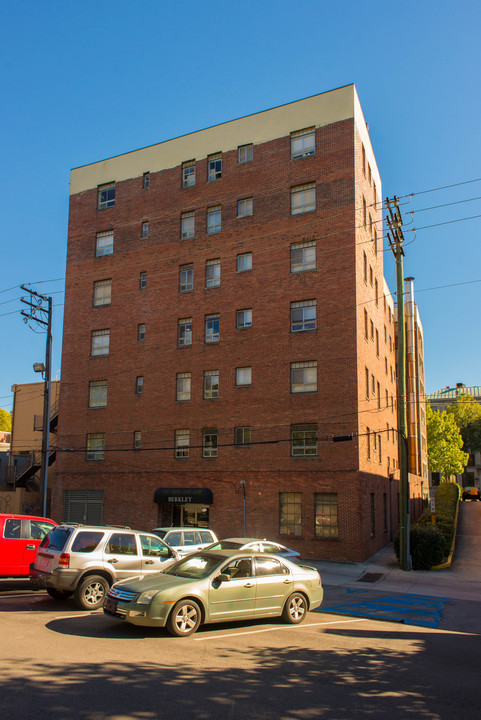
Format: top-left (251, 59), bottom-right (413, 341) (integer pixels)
top-left (164, 553), bottom-right (224, 579)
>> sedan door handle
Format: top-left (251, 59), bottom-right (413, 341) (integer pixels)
top-left (244, 582), bottom-right (254, 588)
top-left (144, 560), bottom-right (155, 565)
top-left (283, 579), bottom-right (293, 584)
top-left (107, 559), bottom-right (118, 564)
top-left (26, 544), bottom-right (36, 551)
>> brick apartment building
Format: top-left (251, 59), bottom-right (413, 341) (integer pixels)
top-left (53, 84), bottom-right (425, 561)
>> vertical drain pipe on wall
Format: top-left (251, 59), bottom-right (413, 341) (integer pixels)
top-left (404, 278), bottom-right (419, 477)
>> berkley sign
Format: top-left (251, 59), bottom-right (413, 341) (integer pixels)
top-left (168, 496), bottom-right (192, 503)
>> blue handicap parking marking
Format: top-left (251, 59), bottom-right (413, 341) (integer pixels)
top-left (318, 593), bottom-right (449, 628)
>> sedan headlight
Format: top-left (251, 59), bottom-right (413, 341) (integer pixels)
top-left (137, 591), bottom-right (156, 605)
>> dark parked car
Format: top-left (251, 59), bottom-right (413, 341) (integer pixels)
top-left (462, 486), bottom-right (480, 501)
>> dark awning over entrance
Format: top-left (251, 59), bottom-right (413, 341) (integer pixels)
top-left (153, 487), bottom-right (213, 504)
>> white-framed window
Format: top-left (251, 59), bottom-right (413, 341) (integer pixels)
top-left (291, 299), bottom-right (316, 332)
top-left (135, 376), bottom-right (144, 395)
top-left (93, 279), bottom-right (111, 306)
top-left (235, 426), bottom-right (251, 445)
top-left (204, 370), bottom-right (219, 399)
top-left (179, 264), bottom-right (193, 293)
top-left (175, 429), bottom-right (190, 458)
top-left (290, 240), bottom-right (316, 273)
top-left (178, 318), bottom-right (192, 347)
top-left (291, 424), bottom-right (317, 456)
top-left (237, 252), bottom-right (252, 272)
top-left (291, 361), bottom-right (317, 393)
top-left (133, 431), bottom-right (141, 450)
top-left (91, 329), bottom-right (110, 356)
top-left (207, 206), bottom-right (221, 234)
top-left (98, 183), bottom-right (115, 209)
top-left (291, 183), bottom-right (316, 215)
top-left (203, 428), bottom-right (218, 458)
top-left (206, 258), bottom-right (221, 288)
top-left (139, 272), bottom-right (147, 290)
top-left (236, 308), bottom-right (252, 328)
top-left (291, 128), bottom-right (315, 159)
top-left (141, 221), bottom-right (149, 239)
top-left (208, 153), bottom-right (222, 182)
top-left (138, 323), bottom-right (145, 342)
top-left (237, 197), bottom-right (253, 217)
top-left (205, 314), bottom-right (220, 343)
top-left (176, 372), bottom-right (191, 401)
top-left (315, 493), bottom-right (339, 538)
top-left (236, 367), bottom-right (252, 386)
top-left (86, 433), bottom-right (105, 461)
top-left (238, 144), bottom-right (253, 163)
top-left (96, 230), bottom-right (114, 257)
top-left (181, 211), bottom-right (195, 239)
top-left (182, 160), bottom-right (196, 188)
top-left (89, 380), bottom-right (107, 408)
top-left (143, 172), bottom-right (150, 189)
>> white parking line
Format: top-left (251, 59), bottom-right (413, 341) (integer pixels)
top-left (194, 617), bottom-right (368, 641)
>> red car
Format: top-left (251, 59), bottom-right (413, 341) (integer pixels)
top-left (0, 514), bottom-right (57, 578)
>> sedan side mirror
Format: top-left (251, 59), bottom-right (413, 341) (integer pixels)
top-left (216, 573), bottom-right (230, 584)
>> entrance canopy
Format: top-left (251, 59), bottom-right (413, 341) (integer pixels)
top-left (153, 488), bottom-right (213, 504)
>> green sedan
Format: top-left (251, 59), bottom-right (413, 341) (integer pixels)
top-left (103, 549), bottom-right (324, 636)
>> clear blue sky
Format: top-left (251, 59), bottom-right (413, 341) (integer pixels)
top-left (1, 0), bottom-right (480, 415)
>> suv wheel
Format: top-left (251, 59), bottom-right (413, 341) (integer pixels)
top-left (47, 588), bottom-right (73, 601)
top-left (74, 575), bottom-right (109, 610)
top-left (167, 599), bottom-right (201, 636)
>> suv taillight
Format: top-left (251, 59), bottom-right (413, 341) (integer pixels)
top-left (59, 553), bottom-right (70, 568)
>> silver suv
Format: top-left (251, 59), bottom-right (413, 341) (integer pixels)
top-left (29, 524), bottom-right (179, 610)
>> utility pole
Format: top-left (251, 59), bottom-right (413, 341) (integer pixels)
top-left (385, 198), bottom-right (411, 571)
top-left (20, 286), bottom-right (53, 517)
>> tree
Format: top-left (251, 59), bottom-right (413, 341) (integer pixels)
top-left (0, 408), bottom-right (11, 432)
top-left (426, 402), bottom-right (468, 482)
top-left (445, 393), bottom-right (481, 453)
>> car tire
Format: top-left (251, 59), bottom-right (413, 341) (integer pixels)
top-left (74, 575), bottom-right (109, 610)
top-left (167, 599), bottom-right (202, 637)
top-left (282, 592), bottom-right (308, 624)
top-left (47, 588), bottom-right (73, 600)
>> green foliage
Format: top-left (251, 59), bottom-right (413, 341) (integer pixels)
top-left (394, 525), bottom-right (446, 570)
top-left (445, 393), bottom-right (481, 453)
top-left (0, 408), bottom-right (11, 432)
top-left (426, 402), bottom-right (469, 481)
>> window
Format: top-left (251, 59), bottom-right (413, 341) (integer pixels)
top-left (237, 252), bottom-right (252, 272)
top-left (362, 144), bottom-right (366, 175)
top-left (363, 252), bottom-right (367, 282)
top-left (86, 433), bottom-right (105, 461)
top-left (291, 299), bottom-right (316, 332)
top-left (279, 492), bottom-right (301, 536)
top-left (366, 427), bottom-right (371, 459)
top-left (181, 211), bottom-right (195, 239)
top-left (93, 279), bottom-right (111, 306)
top-left (182, 160), bottom-right (196, 188)
top-left (207, 153), bottom-right (222, 182)
top-left (175, 429), bottom-right (189, 458)
top-left (204, 370), bottom-right (219, 399)
top-left (96, 230), bottom-right (113, 257)
top-left (375, 279), bottom-right (379, 305)
top-left (207, 206), bottom-right (221, 234)
top-left (176, 372), bottom-right (191, 401)
top-left (179, 264), bottom-right (193, 293)
top-left (134, 431), bottom-right (141, 449)
top-left (290, 240), bottom-right (316, 273)
top-left (236, 308), bottom-right (252, 328)
top-left (235, 426), bottom-right (251, 445)
top-left (291, 361), bottom-right (317, 393)
top-left (237, 197), bottom-right (253, 217)
top-left (238, 144), bottom-right (253, 163)
top-left (370, 319), bottom-right (374, 340)
top-left (205, 314), bottom-right (220, 343)
top-left (203, 428), bottom-right (218, 458)
top-left (143, 172), bottom-right (150, 189)
top-left (89, 380), bottom-right (107, 408)
top-left (369, 265), bottom-right (373, 286)
top-left (98, 183), bottom-right (115, 209)
top-left (91, 329), bottom-right (110, 356)
top-left (236, 367), bottom-right (252, 386)
top-left (291, 183), bottom-right (316, 215)
top-left (141, 221), bottom-right (149, 239)
top-left (291, 424), bottom-right (317, 456)
top-left (315, 493), bottom-right (338, 538)
top-left (291, 128), bottom-right (315, 159)
top-left (138, 324), bottom-right (145, 342)
top-left (139, 272), bottom-right (147, 290)
top-left (364, 310), bottom-right (369, 340)
top-left (377, 381), bottom-right (381, 409)
top-left (376, 329), bottom-right (379, 357)
top-left (178, 318), bottom-right (192, 346)
top-left (363, 196), bottom-right (367, 227)
top-left (365, 367), bottom-right (369, 399)
top-left (206, 258), bottom-right (221, 288)
top-left (135, 376), bottom-right (144, 395)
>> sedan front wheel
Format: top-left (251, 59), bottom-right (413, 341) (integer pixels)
top-left (167, 599), bottom-right (201, 636)
top-left (282, 592), bottom-right (307, 624)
